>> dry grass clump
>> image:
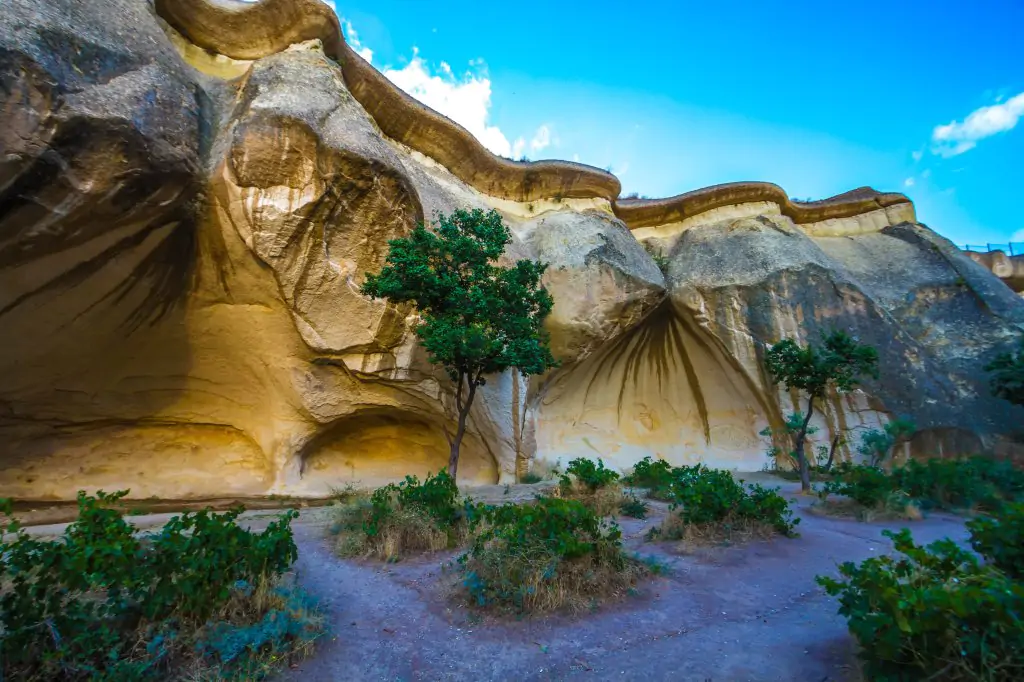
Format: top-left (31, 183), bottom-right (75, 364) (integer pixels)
top-left (462, 534), bottom-right (646, 613)
top-left (656, 511), bottom-right (781, 546)
top-left (458, 496), bottom-right (652, 614)
top-left (556, 479), bottom-right (627, 516)
top-left (333, 495), bottom-right (463, 560)
top-left (174, 574), bottom-right (324, 681)
top-left (810, 491), bottom-right (923, 523)
top-left (329, 471), bottom-right (471, 561)
top-left (527, 458), bottom-right (566, 482)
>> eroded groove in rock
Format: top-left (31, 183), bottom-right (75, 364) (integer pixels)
top-left (1, 0), bottom-right (1022, 502)
top-left (535, 300), bottom-right (772, 471)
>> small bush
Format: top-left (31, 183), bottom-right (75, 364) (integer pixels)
top-left (818, 528), bottom-right (1024, 681)
top-left (0, 491), bottom-right (321, 681)
top-left (519, 471), bottom-right (544, 484)
top-left (857, 417), bottom-right (916, 467)
top-left (619, 494), bottom-right (649, 519)
top-left (624, 456), bottom-right (675, 499)
top-left (560, 457), bottom-right (620, 492)
top-left (332, 470), bottom-right (474, 560)
top-left (968, 502), bottom-right (1024, 579)
top-left (558, 458), bottom-right (625, 515)
top-left (986, 338), bottom-right (1024, 406)
top-left (819, 463), bottom-right (892, 508)
top-left (458, 497), bottom-right (645, 613)
top-left (658, 465), bottom-right (798, 540)
top-left (816, 463), bottom-right (922, 521)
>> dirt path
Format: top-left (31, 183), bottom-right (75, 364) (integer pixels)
top-left (276, 479), bottom-right (970, 682)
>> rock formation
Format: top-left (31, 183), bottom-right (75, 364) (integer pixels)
top-left (1, 0), bottom-right (1022, 501)
top-left (968, 251), bottom-right (1024, 296)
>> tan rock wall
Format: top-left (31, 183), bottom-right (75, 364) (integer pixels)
top-left (1, 0), bottom-right (1021, 501)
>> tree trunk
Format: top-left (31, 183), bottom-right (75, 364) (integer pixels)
top-left (448, 381), bottom-right (477, 482)
top-left (794, 399), bottom-right (817, 493)
top-left (824, 433), bottom-right (841, 471)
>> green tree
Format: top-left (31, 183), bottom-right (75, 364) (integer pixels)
top-left (857, 417), bottom-right (916, 467)
top-left (985, 339), bottom-right (1024, 407)
top-left (361, 208), bottom-right (557, 480)
top-left (765, 331), bottom-right (879, 492)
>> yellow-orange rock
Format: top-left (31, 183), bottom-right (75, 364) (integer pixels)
top-left (1, 0), bottom-right (1022, 501)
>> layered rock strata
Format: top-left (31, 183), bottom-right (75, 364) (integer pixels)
top-left (1, 0), bottom-right (1021, 500)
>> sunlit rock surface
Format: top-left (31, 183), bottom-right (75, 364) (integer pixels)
top-left (1, 0), bottom-right (1021, 500)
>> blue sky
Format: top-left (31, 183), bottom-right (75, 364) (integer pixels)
top-left (324, 0), bottom-right (1023, 246)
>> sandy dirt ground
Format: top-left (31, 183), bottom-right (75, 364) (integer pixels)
top-left (267, 475), bottom-right (969, 682)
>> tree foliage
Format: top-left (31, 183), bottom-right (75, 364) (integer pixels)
top-left (857, 417), bottom-right (917, 467)
top-left (765, 331), bottom-right (879, 492)
top-left (986, 339), bottom-right (1024, 407)
top-left (765, 331), bottom-right (879, 399)
top-left (361, 208), bottom-right (558, 478)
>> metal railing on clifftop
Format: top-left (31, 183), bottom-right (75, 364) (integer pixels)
top-left (961, 243), bottom-right (1023, 256)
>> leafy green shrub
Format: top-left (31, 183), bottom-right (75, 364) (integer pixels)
top-left (819, 463), bottom-right (892, 508)
top-left (820, 456), bottom-right (1024, 516)
top-left (557, 458), bottom-right (625, 515)
top-left (0, 491), bottom-right (320, 681)
top-left (367, 469), bottom-right (460, 532)
top-left (560, 457), bottom-right (620, 492)
top-left (659, 465), bottom-right (798, 539)
top-left (333, 470), bottom-right (475, 560)
top-left (892, 456), bottom-right (1024, 511)
top-left (968, 502), bottom-right (1024, 579)
top-left (818, 529), bottom-right (1024, 681)
top-left (986, 338), bottom-right (1024, 406)
top-left (458, 497), bottom-right (644, 612)
top-left (857, 417), bottom-right (916, 467)
top-left (619, 494), bottom-right (649, 519)
top-left (624, 456), bottom-right (675, 498)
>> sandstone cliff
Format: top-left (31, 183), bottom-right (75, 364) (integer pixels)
top-left (1, 0), bottom-right (1022, 500)
top-left (968, 251), bottom-right (1024, 296)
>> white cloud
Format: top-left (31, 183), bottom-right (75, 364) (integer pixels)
top-left (338, 18), bottom-right (550, 161)
top-left (911, 150), bottom-right (923, 162)
top-left (931, 91), bottom-right (1024, 157)
top-left (529, 125), bottom-right (551, 154)
top-left (379, 49), bottom-right (514, 156)
top-left (572, 154), bottom-right (580, 163)
top-left (903, 177), bottom-right (915, 187)
top-left (922, 168), bottom-right (931, 179)
top-left (340, 18), bottom-right (374, 63)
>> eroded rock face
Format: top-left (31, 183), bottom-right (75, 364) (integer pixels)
top-left (1, 0), bottom-right (1021, 500)
top-left (968, 251), bottom-right (1024, 295)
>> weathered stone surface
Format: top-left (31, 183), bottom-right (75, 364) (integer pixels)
top-left (968, 250), bottom-right (1024, 295)
top-left (1, 0), bottom-right (1021, 501)
top-left (664, 213), bottom-right (1024, 460)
